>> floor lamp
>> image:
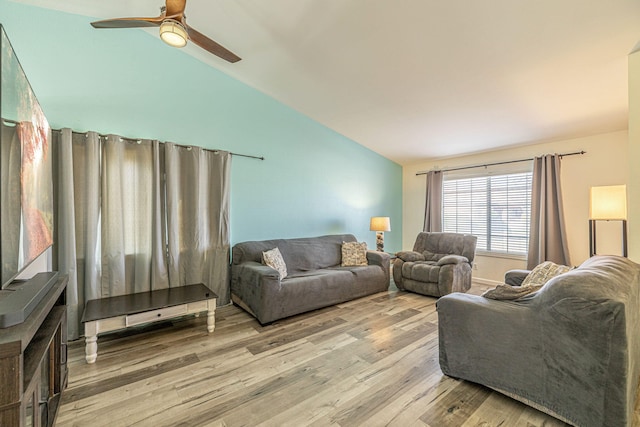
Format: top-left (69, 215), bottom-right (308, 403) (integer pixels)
top-left (370, 217), bottom-right (391, 252)
top-left (589, 185), bottom-right (627, 257)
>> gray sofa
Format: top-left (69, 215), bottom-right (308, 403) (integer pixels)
top-left (437, 255), bottom-right (640, 427)
top-left (394, 232), bottom-right (477, 297)
top-left (231, 234), bottom-right (390, 324)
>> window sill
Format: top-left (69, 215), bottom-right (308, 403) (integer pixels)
top-left (476, 251), bottom-right (527, 261)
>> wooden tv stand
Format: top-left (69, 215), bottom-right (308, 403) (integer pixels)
top-left (81, 283), bottom-right (217, 364)
top-left (0, 274), bottom-right (68, 427)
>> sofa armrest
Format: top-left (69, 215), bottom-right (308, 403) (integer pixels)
top-left (231, 261), bottom-right (281, 322)
top-left (236, 261), bottom-right (281, 281)
top-left (366, 250), bottom-right (390, 267)
top-left (396, 251), bottom-right (425, 262)
top-left (437, 292), bottom-right (539, 384)
top-left (366, 251), bottom-right (391, 284)
top-left (437, 254), bottom-right (469, 266)
top-left (505, 269), bottom-right (530, 286)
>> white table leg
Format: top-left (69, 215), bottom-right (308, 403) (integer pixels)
top-left (85, 321), bottom-right (98, 364)
top-left (206, 300), bottom-right (216, 333)
top-left (207, 310), bottom-right (216, 333)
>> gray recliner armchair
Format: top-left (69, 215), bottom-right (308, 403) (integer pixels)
top-left (393, 232), bottom-right (477, 297)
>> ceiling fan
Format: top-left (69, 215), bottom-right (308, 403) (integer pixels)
top-left (90, 0), bottom-right (241, 63)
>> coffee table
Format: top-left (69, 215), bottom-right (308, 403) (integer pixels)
top-left (81, 283), bottom-right (217, 363)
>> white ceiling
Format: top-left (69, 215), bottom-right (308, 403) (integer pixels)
top-left (14, 0), bottom-right (640, 165)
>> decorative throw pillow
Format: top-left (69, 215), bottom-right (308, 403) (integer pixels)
top-left (262, 247), bottom-right (288, 279)
top-left (341, 241), bottom-right (368, 267)
top-left (521, 261), bottom-right (572, 287)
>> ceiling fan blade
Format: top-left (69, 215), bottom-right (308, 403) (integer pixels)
top-left (186, 26), bottom-right (241, 63)
top-left (165, 0), bottom-right (187, 17)
top-left (91, 16), bottom-right (164, 29)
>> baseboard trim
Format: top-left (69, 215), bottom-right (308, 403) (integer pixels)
top-left (473, 277), bottom-right (502, 287)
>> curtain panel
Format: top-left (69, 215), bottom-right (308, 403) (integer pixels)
top-left (165, 143), bottom-right (231, 303)
top-left (52, 129), bottom-right (102, 340)
top-left (527, 154), bottom-right (571, 269)
top-left (53, 130), bottom-right (231, 340)
top-left (423, 170), bottom-right (443, 232)
top-left (101, 136), bottom-right (167, 296)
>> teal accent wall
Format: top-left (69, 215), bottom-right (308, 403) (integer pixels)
top-left (0, 1), bottom-right (402, 252)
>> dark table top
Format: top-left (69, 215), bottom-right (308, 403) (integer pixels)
top-left (81, 283), bottom-right (217, 323)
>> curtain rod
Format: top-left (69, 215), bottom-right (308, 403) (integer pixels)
top-left (415, 150), bottom-right (586, 176)
top-left (1, 119), bottom-right (265, 161)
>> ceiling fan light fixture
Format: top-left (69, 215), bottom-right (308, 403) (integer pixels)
top-left (159, 19), bottom-right (188, 48)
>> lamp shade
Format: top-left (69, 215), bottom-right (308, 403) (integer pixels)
top-left (370, 216), bottom-right (391, 232)
top-left (589, 185), bottom-right (627, 220)
top-left (159, 19), bottom-right (188, 48)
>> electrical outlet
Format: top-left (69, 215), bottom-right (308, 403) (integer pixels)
top-left (473, 263), bottom-right (478, 271)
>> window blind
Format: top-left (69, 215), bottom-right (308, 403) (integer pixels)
top-left (442, 172), bottom-right (532, 254)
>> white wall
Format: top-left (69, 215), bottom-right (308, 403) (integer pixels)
top-left (402, 130), bottom-right (629, 282)
top-left (629, 48), bottom-right (640, 262)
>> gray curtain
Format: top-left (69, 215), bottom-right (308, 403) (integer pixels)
top-left (151, 141), bottom-right (170, 289)
top-left (100, 136), bottom-right (168, 296)
top-left (423, 170), bottom-right (443, 232)
top-left (527, 154), bottom-right (571, 269)
top-left (53, 129), bottom-right (101, 340)
top-left (165, 143), bottom-right (231, 303)
top-left (52, 128), bottom-right (77, 333)
top-left (53, 130), bottom-right (230, 340)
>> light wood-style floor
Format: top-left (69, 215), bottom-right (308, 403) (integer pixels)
top-left (57, 283), bottom-right (578, 427)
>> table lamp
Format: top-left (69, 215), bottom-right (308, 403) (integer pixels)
top-left (370, 217), bottom-right (391, 252)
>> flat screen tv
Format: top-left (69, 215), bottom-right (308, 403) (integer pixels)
top-left (0, 24), bottom-right (53, 289)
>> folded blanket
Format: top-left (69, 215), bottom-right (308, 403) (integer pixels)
top-left (482, 283), bottom-right (543, 300)
top-left (482, 261), bottom-right (573, 300)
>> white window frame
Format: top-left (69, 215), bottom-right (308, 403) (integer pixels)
top-left (442, 170), bottom-right (533, 256)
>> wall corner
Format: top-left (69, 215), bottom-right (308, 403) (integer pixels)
top-left (628, 47), bottom-right (640, 262)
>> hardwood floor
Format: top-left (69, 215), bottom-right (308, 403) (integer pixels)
top-left (57, 283), bottom-right (576, 427)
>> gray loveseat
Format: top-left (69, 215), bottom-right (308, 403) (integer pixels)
top-left (231, 234), bottom-right (390, 324)
top-left (437, 255), bottom-right (640, 427)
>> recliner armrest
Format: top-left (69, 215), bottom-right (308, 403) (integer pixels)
top-left (505, 269), bottom-right (530, 286)
top-left (396, 251), bottom-right (425, 262)
top-left (437, 254), bottom-right (469, 266)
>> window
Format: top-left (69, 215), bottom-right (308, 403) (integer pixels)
top-left (442, 172), bottom-right (532, 255)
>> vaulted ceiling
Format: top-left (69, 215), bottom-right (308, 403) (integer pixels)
top-left (13, 0), bottom-right (640, 165)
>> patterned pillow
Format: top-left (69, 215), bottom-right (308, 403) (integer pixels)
top-left (521, 261), bottom-right (572, 287)
top-left (341, 241), bottom-right (368, 267)
top-left (262, 247), bottom-right (288, 279)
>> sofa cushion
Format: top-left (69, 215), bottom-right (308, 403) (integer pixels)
top-left (402, 261), bottom-right (439, 283)
top-left (262, 247), bottom-right (288, 279)
top-left (341, 241), bottom-right (368, 266)
top-left (521, 261), bottom-right (571, 287)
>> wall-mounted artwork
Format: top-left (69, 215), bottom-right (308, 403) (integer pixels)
top-left (0, 24), bottom-right (53, 288)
